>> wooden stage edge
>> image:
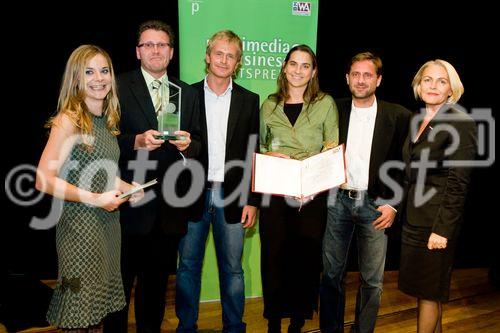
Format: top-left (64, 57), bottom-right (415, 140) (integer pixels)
top-left (7, 268), bottom-right (500, 333)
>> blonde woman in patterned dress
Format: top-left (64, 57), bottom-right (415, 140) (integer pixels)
top-left (36, 45), bottom-right (143, 332)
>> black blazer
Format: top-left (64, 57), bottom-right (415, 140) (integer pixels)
top-left (403, 106), bottom-right (477, 240)
top-left (190, 80), bottom-right (260, 223)
top-left (117, 69), bottom-right (201, 236)
top-left (337, 98), bottom-right (411, 207)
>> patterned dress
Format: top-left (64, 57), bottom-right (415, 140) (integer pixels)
top-left (46, 115), bottom-right (125, 328)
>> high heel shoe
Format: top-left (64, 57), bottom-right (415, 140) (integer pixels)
top-left (288, 317), bottom-right (304, 333)
top-left (268, 317), bottom-right (281, 333)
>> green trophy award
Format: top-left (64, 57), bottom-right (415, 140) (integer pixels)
top-left (156, 80), bottom-right (182, 140)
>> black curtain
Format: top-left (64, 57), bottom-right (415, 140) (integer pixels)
top-left (2, 0), bottom-right (497, 287)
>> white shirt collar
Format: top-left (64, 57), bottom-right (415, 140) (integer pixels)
top-left (204, 75), bottom-right (233, 97)
top-left (351, 98), bottom-right (378, 122)
top-left (141, 67), bottom-right (168, 90)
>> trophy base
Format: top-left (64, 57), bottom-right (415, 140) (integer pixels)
top-left (154, 135), bottom-right (186, 141)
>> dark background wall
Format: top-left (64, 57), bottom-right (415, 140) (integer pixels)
top-left (2, 2), bottom-right (497, 280)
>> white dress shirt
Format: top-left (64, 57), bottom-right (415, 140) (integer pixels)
top-left (344, 99), bottom-right (378, 190)
top-left (204, 77), bottom-right (232, 182)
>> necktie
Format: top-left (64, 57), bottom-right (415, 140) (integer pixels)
top-left (151, 79), bottom-right (162, 116)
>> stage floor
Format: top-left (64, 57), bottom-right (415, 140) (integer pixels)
top-left (8, 268), bottom-right (500, 333)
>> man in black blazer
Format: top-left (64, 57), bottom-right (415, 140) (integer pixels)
top-left (320, 52), bottom-right (411, 333)
top-left (104, 20), bottom-right (201, 333)
top-left (175, 30), bottom-right (259, 333)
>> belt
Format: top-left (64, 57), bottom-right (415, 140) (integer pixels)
top-left (338, 188), bottom-right (366, 200)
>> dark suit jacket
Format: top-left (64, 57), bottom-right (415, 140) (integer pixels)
top-left (190, 80), bottom-right (260, 223)
top-left (403, 106), bottom-right (477, 240)
top-left (337, 98), bottom-right (411, 208)
top-left (117, 69), bottom-right (201, 236)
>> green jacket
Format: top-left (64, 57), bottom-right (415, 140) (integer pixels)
top-left (260, 94), bottom-right (339, 160)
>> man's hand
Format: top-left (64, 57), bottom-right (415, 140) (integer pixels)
top-left (168, 130), bottom-right (191, 152)
top-left (135, 129), bottom-right (164, 151)
top-left (241, 205), bottom-right (258, 228)
top-left (372, 204), bottom-right (396, 231)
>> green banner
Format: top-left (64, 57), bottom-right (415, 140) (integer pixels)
top-left (179, 0), bottom-right (319, 300)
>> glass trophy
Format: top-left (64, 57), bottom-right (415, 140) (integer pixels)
top-left (155, 81), bottom-right (182, 140)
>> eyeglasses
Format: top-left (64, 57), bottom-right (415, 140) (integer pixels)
top-left (138, 42), bottom-right (171, 50)
top-left (350, 72), bottom-right (375, 80)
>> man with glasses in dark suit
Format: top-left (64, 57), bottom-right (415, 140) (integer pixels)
top-left (105, 20), bottom-right (201, 333)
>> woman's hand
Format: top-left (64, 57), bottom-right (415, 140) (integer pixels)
top-left (427, 232), bottom-right (448, 250)
top-left (92, 190), bottom-right (127, 212)
top-left (128, 181), bottom-right (145, 204)
top-left (293, 195), bottom-right (314, 204)
top-left (264, 152), bottom-right (290, 159)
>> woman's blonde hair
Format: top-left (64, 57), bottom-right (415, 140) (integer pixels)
top-left (46, 44), bottom-right (120, 142)
top-left (412, 59), bottom-right (464, 104)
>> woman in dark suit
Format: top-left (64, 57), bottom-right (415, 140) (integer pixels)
top-left (398, 59), bottom-right (477, 333)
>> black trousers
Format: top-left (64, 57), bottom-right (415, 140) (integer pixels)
top-left (259, 195), bottom-right (327, 320)
top-left (104, 223), bottom-right (180, 333)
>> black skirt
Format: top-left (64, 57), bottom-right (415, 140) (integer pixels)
top-left (398, 225), bottom-right (457, 302)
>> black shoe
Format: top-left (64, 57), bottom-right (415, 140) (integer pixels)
top-left (268, 317), bottom-right (281, 333)
top-left (288, 317), bottom-right (305, 333)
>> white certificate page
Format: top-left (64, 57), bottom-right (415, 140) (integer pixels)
top-left (253, 154), bottom-right (302, 197)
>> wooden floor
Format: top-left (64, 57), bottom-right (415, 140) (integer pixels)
top-left (10, 268), bottom-right (500, 333)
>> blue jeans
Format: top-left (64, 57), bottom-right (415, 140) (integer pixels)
top-left (320, 190), bottom-right (387, 333)
top-left (176, 187), bottom-right (246, 333)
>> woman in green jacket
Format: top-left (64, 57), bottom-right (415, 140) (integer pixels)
top-left (259, 44), bottom-right (339, 333)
